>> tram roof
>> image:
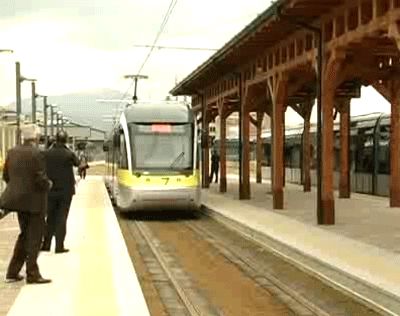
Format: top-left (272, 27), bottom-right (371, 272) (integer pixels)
top-left (124, 101), bottom-right (193, 123)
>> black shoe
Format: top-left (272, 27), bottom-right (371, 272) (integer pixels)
top-left (5, 274), bottom-right (24, 283)
top-left (55, 248), bottom-right (69, 254)
top-left (41, 241), bottom-right (51, 252)
top-left (26, 277), bottom-right (52, 284)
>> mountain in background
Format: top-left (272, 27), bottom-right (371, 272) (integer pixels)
top-left (6, 88), bottom-right (131, 132)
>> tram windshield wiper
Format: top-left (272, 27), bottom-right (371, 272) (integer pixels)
top-left (169, 151), bottom-right (185, 168)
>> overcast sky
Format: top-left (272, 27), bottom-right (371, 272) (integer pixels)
top-left (0, 0), bottom-right (390, 125)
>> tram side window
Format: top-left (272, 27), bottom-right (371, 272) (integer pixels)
top-left (263, 144), bottom-right (271, 167)
top-left (291, 145), bottom-right (301, 168)
top-left (250, 142), bottom-right (256, 161)
top-left (119, 132), bottom-right (128, 169)
top-left (334, 132), bottom-right (340, 171)
top-left (355, 132), bottom-right (374, 173)
top-left (378, 126), bottom-right (390, 175)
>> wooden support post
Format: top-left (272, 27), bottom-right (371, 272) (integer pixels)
top-left (321, 53), bottom-right (344, 224)
top-left (389, 80), bottom-right (400, 207)
top-left (240, 104), bottom-right (251, 199)
top-left (256, 111), bottom-right (263, 183)
top-left (249, 115), bottom-right (257, 127)
top-left (372, 0), bottom-right (378, 19)
top-left (268, 75), bottom-right (288, 209)
top-left (339, 99), bottom-right (351, 199)
top-left (219, 113), bottom-right (227, 193)
top-left (282, 111), bottom-right (286, 187)
top-left (388, 22), bottom-right (400, 206)
top-left (201, 96), bottom-right (210, 188)
top-left (302, 102), bottom-right (313, 192)
top-left (322, 89), bottom-right (335, 223)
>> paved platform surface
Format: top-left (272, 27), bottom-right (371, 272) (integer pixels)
top-left (0, 213), bottom-right (21, 315)
top-left (203, 174), bottom-right (400, 299)
top-left (0, 177), bottom-right (150, 316)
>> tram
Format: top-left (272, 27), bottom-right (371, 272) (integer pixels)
top-left (104, 101), bottom-right (201, 212)
top-left (213, 112), bottom-right (391, 197)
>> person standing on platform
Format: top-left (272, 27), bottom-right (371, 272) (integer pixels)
top-left (78, 151), bottom-right (89, 179)
top-left (42, 131), bottom-right (80, 253)
top-left (209, 149), bottom-right (220, 183)
top-left (1, 125), bottom-right (52, 284)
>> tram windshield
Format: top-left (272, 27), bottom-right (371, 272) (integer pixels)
top-left (129, 123), bottom-right (193, 172)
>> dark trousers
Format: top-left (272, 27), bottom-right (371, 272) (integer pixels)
top-left (7, 212), bottom-right (44, 279)
top-left (210, 164), bottom-right (219, 183)
top-left (43, 194), bottom-right (72, 251)
top-left (80, 169), bottom-right (86, 179)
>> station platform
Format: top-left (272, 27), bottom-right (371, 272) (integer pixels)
top-left (202, 174), bottom-right (400, 309)
top-left (0, 177), bottom-right (150, 316)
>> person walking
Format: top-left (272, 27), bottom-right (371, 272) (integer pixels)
top-left (78, 151), bottom-right (89, 179)
top-left (1, 125), bottom-right (52, 284)
top-left (42, 131), bottom-right (80, 254)
top-left (209, 149), bottom-right (220, 183)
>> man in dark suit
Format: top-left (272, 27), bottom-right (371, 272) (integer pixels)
top-left (1, 125), bottom-right (52, 284)
top-left (42, 131), bottom-right (80, 253)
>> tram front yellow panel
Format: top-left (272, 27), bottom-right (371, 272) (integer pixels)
top-left (117, 169), bottom-right (199, 188)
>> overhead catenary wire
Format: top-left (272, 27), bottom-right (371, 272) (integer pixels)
top-left (113, 80), bottom-right (135, 121)
top-left (132, 45), bottom-right (217, 51)
top-left (115, 0), bottom-right (178, 111)
top-left (119, 80), bottom-right (135, 104)
top-left (137, 0), bottom-right (179, 75)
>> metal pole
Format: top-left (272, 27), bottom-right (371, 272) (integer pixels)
top-left (61, 116), bottom-right (64, 130)
top-left (43, 97), bottom-right (48, 147)
top-left (56, 113), bottom-right (60, 134)
top-left (15, 62), bottom-right (22, 145)
top-left (133, 77), bottom-right (138, 103)
top-left (124, 74), bottom-right (148, 105)
top-left (50, 106), bottom-right (54, 136)
top-left (31, 81), bottom-right (36, 124)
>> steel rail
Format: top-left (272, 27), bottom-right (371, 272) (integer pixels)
top-left (135, 221), bottom-right (211, 316)
top-left (200, 207), bottom-right (400, 316)
top-left (187, 221), bottom-right (330, 316)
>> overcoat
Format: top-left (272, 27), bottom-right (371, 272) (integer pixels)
top-left (45, 144), bottom-right (80, 196)
top-left (1, 144), bottom-right (50, 213)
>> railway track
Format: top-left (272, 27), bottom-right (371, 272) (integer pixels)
top-left (118, 211), bottom-right (392, 316)
top-left (200, 206), bottom-right (400, 316)
top-left (135, 221), bottom-right (222, 316)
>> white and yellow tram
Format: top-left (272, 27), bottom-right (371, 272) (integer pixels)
top-left (104, 101), bottom-right (201, 212)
